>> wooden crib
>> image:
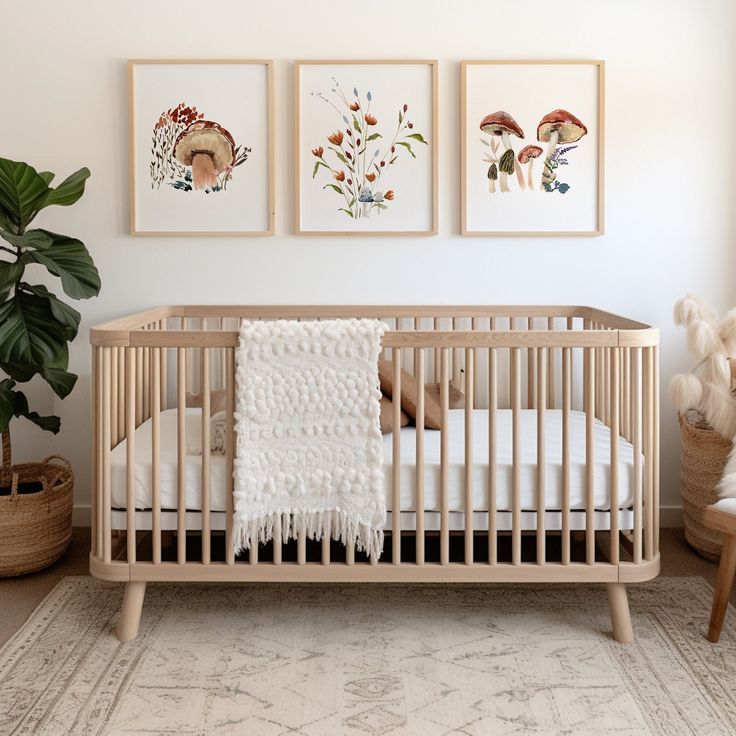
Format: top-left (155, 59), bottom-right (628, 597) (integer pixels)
top-left (89, 306), bottom-right (660, 643)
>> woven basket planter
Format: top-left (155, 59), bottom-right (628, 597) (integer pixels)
top-left (679, 413), bottom-right (731, 562)
top-left (0, 455), bottom-right (74, 577)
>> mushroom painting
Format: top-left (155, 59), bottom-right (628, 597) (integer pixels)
top-left (309, 78), bottom-right (428, 219)
top-left (517, 145), bottom-right (543, 191)
top-left (150, 103), bottom-right (251, 193)
top-left (537, 109), bottom-right (587, 194)
top-left (479, 112), bottom-right (524, 193)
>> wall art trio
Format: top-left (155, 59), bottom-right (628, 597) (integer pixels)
top-left (129, 59), bottom-right (603, 237)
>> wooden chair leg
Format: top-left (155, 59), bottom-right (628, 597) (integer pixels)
top-left (708, 534), bottom-right (736, 643)
top-left (117, 581), bottom-right (146, 642)
top-left (607, 582), bottom-right (634, 643)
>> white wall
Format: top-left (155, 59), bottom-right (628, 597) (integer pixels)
top-left (3, 0), bottom-right (735, 524)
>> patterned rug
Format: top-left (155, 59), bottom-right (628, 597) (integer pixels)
top-left (1, 577), bottom-right (735, 735)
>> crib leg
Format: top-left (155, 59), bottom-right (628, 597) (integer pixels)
top-left (607, 582), bottom-right (634, 643)
top-left (117, 582), bottom-right (146, 642)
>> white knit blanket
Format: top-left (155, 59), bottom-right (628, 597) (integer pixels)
top-left (232, 318), bottom-right (386, 558)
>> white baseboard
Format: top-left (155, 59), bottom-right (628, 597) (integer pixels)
top-left (73, 504), bottom-right (686, 528)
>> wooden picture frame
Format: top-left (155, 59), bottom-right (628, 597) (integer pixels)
top-left (128, 59), bottom-right (275, 236)
top-left (294, 60), bottom-right (438, 236)
top-left (461, 60), bottom-right (605, 236)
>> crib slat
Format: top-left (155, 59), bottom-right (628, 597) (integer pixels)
top-left (440, 347), bottom-right (450, 566)
top-left (110, 347), bottom-right (118, 446)
top-left (102, 349), bottom-right (112, 564)
top-left (175, 348), bottom-right (185, 565)
top-left (653, 346), bottom-right (660, 554)
top-left (632, 347), bottom-right (643, 563)
top-left (226, 349), bottom-right (235, 565)
top-left (346, 540), bottom-right (355, 566)
top-left (452, 317), bottom-right (460, 388)
top-left (415, 348), bottom-right (425, 566)
top-left (91, 350), bottom-right (99, 558)
top-left (143, 345), bottom-right (150, 420)
top-left (562, 347), bottom-right (571, 565)
top-left (434, 317), bottom-right (440, 381)
top-left (548, 317), bottom-right (557, 409)
top-left (511, 347), bottom-right (521, 566)
top-left (610, 347), bottom-right (620, 565)
top-left (393, 348), bottom-right (401, 565)
top-left (488, 342), bottom-right (498, 565)
top-left (464, 348), bottom-right (474, 565)
top-left (201, 348), bottom-right (211, 565)
top-left (151, 348), bottom-right (161, 564)
top-left (644, 347), bottom-right (653, 561)
top-left (321, 536), bottom-right (329, 566)
top-left (536, 347), bottom-right (546, 564)
top-left (135, 347), bottom-right (143, 426)
top-left (526, 317), bottom-right (537, 409)
top-left (126, 348), bottom-right (136, 563)
top-left (623, 348), bottom-right (631, 440)
top-left (585, 347), bottom-right (595, 565)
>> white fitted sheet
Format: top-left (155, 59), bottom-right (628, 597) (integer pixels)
top-left (109, 408), bottom-right (637, 515)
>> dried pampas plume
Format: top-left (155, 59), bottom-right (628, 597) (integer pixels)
top-left (704, 352), bottom-right (731, 387)
top-left (668, 373), bottom-right (703, 413)
top-left (700, 380), bottom-right (736, 439)
top-left (719, 308), bottom-right (736, 355)
top-left (686, 319), bottom-right (724, 360)
top-left (673, 296), bottom-right (701, 327)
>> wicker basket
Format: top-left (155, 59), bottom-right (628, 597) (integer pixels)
top-left (679, 413), bottom-right (731, 562)
top-left (0, 454), bottom-right (74, 577)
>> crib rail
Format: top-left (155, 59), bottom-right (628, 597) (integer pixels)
top-left (90, 306), bottom-right (659, 584)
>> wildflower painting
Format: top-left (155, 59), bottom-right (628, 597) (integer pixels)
top-left (130, 60), bottom-right (274, 235)
top-left (297, 61), bottom-right (437, 235)
top-left (461, 61), bottom-right (603, 235)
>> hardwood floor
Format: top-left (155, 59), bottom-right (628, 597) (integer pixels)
top-left (1, 527), bottom-right (734, 647)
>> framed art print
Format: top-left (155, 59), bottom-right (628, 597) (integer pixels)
top-left (295, 60), bottom-right (438, 236)
top-left (461, 60), bottom-right (604, 236)
top-left (129, 60), bottom-right (274, 236)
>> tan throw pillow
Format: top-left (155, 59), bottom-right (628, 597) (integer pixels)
top-left (426, 383), bottom-right (465, 410)
top-left (378, 359), bottom-right (442, 430)
top-left (186, 389), bottom-right (227, 415)
top-left (379, 395), bottom-right (409, 434)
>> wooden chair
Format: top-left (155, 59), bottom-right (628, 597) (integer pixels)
top-left (704, 499), bottom-right (736, 642)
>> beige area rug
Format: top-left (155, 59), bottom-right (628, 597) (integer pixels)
top-left (1, 577), bottom-right (735, 735)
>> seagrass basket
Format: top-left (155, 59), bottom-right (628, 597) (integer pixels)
top-left (679, 412), bottom-right (731, 562)
top-left (0, 444), bottom-right (74, 577)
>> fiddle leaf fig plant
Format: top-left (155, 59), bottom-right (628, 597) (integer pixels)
top-left (0, 157), bottom-right (101, 461)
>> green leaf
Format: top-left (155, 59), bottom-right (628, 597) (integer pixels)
top-left (0, 261), bottom-right (24, 294)
top-left (22, 232), bottom-right (100, 299)
top-left (41, 346), bottom-right (77, 399)
top-left (38, 171), bottom-right (55, 185)
top-left (21, 283), bottom-right (80, 338)
top-left (0, 291), bottom-right (70, 369)
top-left (352, 117), bottom-right (361, 133)
top-left (338, 208), bottom-right (354, 218)
top-left (0, 377), bottom-right (60, 434)
top-left (323, 184), bottom-right (343, 194)
top-left (407, 133), bottom-right (428, 144)
top-left (366, 133), bottom-right (382, 142)
top-left (396, 141), bottom-right (416, 158)
top-left (312, 160), bottom-right (329, 179)
top-left (0, 228), bottom-right (53, 250)
top-left (39, 167), bottom-right (90, 209)
top-left (376, 203), bottom-right (389, 210)
top-left (0, 158), bottom-right (50, 228)
top-left (334, 151), bottom-right (348, 165)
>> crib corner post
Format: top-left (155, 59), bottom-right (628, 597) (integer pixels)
top-left (117, 581), bottom-right (147, 642)
top-left (606, 582), bottom-right (633, 644)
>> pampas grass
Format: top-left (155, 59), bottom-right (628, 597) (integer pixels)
top-left (672, 294), bottom-right (736, 451)
top-left (668, 373), bottom-right (703, 413)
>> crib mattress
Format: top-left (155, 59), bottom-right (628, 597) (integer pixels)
top-left (109, 408), bottom-right (637, 514)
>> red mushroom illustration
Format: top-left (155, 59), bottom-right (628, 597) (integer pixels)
top-left (517, 145), bottom-right (544, 191)
top-left (480, 112), bottom-right (524, 192)
top-left (173, 120), bottom-right (235, 191)
top-left (536, 110), bottom-right (587, 191)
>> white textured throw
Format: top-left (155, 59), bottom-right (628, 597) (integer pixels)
top-left (233, 318), bottom-right (387, 558)
top-left (719, 440), bottom-right (736, 499)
